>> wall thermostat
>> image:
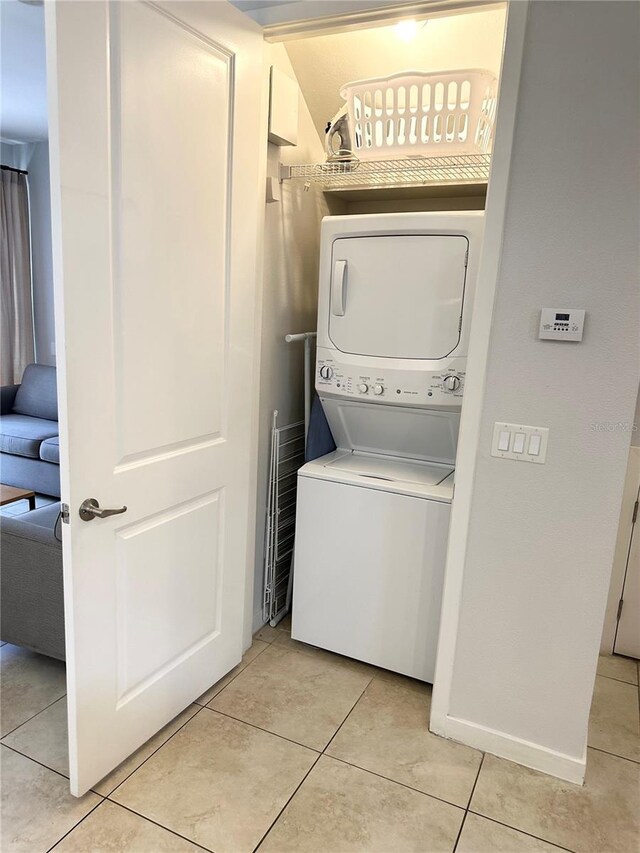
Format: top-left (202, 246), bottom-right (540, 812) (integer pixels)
top-left (538, 308), bottom-right (585, 342)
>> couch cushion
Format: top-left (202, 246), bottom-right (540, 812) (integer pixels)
top-left (23, 501), bottom-right (62, 528)
top-left (40, 436), bottom-right (60, 465)
top-left (12, 364), bottom-right (58, 421)
top-left (0, 415), bottom-right (59, 459)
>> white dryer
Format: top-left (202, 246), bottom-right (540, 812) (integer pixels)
top-left (292, 211), bottom-right (484, 682)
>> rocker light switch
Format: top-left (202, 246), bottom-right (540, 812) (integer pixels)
top-left (491, 423), bottom-right (549, 464)
top-left (513, 432), bottom-right (526, 454)
top-left (497, 430), bottom-right (511, 451)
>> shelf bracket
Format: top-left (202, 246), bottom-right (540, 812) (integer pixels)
top-left (279, 163), bottom-right (292, 183)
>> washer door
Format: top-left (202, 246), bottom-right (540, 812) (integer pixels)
top-left (328, 234), bottom-right (468, 360)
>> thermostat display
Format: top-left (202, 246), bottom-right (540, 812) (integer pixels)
top-left (538, 309), bottom-right (585, 342)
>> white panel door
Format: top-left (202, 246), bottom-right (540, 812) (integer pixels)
top-left (328, 235), bottom-right (468, 359)
top-left (46, 0), bottom-right (264, 795)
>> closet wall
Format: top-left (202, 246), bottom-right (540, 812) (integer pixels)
top-left (436, 0), bottom-right (639, 778)
top-left (252, 43), bottom-right (328, 630)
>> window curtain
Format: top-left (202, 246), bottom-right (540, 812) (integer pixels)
top-left (1, 167), bottom-right (35, 385)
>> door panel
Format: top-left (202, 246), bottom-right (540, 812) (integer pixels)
top-left (114, 2), bottom-right (230, 462)
top-left (115, 492), bottom-right (223, 703)
top-left (328, 235), bottom-right (468, 359)
top-left (46, 0), bottom-right (264, 795)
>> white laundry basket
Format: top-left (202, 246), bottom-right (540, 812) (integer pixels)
top-left (341, 69), bottom-right (498, 160)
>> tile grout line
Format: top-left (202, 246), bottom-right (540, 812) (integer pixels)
top-left (100, 704), bottom-right (208, 799)
top-left (0, 690), bottom-right (67, 740)
top-left (466, 810), bottom-right (576, 852)
top-left (0, 742), bottom-right (78, 784)
top-left (18, 633), bottom-right (302, 852)
top-left (45, 798), bottom-right (105, 853)
top-left (251, 753), bottom-right (323, 852)
top-left (251, 670), bottom-right (376, 852)
top-left (193, 640), bottom-right (271, 707)
top-left (585, 744), bottom-right (640, 766)
top-left (326, 752), bottom-right (467, 813)
top-left (597, 672), bottom-right (639, 686)
top-left (100, 638), bottom-right (275, 798)
top-left (319, 673), bottom-right (375, 754)
top-left (452, 751), bottom-right (485, 852)
top-left (212, 648), bottom-right (490, 830)
top-left (199, 704), bottom-right (323, 753)
top-left (101, 799), bottom-right (216, 853)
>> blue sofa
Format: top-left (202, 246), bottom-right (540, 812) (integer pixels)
top-left (0, 364), bottom-right (60, 498)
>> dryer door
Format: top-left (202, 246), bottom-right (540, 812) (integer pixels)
top-left (329, 234), bottom-right (468, 359)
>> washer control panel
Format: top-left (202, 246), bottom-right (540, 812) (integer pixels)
top-left (316, 351), bottom-right (465, 407)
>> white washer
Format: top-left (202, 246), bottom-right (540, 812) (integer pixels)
top-left (294, 451), bottom-right (454, 681)
top-left (292, 212), bottom-right (484, 682)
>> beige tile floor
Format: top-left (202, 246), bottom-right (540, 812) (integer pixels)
top-left (1, 626), bottom-right (638, 853)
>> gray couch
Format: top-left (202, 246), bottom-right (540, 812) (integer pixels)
top-left (0, 502), bottom-right (65, 660)
top-left (1, 364), bottom-right (60, 497)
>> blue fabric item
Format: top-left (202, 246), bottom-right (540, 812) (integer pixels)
top-left (305, 393), bottom-right (336, 462)
top-left (40, 436), bottom-right (60, 465)
top-left (4, 502), bottom-right (62, 540)
top-left (0, 454), bottom-right (61, 498)
top-left (1, 385), bottom-right (19, 415)
top-left (1, 502), bottom-right (65, 660)
top-left (0, 415), bottom-right (59, 459)
top-left (12, 364), bottom-right (58, 421)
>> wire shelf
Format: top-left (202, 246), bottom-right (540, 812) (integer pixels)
top-left (280, 154), bottom-right (491, 192)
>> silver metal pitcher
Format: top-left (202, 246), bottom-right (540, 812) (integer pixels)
top-left (325, 105), bottom-right (354, 161)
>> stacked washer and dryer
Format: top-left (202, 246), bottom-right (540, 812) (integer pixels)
top-left (291, 211), bottom-right (484, 683)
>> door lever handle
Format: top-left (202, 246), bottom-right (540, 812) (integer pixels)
top-left (79, 498), bottom-right (127, 521)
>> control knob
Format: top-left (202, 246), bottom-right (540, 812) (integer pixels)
top-left (443, 375), bottom-right (462, 392)
top-left (358, 383), bottom-right (369, 394)
top-left (373, 385), bottom-right (384, 396)
top-left (319, 365), bottom-right (333, 380)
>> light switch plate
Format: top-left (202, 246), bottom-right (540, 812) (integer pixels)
top-left (539, 308), bottom-right (585, 341)
top-left (491, 422), bottom-right (549, 464)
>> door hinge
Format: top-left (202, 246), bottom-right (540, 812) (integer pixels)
top-left (616, 598), bottom-right (624, 621)
top-left (633, 500), bottom-right (638, 524)
top-left (61, 503), bottom-right (70, 524)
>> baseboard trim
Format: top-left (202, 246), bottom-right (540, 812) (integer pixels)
top-left (432, 714), bottom-right (586, 785)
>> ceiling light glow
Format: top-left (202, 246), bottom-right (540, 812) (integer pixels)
top-left (395, 19), bottom-right (419, 42)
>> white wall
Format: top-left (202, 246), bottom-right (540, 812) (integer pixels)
top-left (252, 43), bottom-right (328, 630)
top-left (28, 141), bottom-right (55, 365)
top-left (434, 0), bottom-right (639, 781)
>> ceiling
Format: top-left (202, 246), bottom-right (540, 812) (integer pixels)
top-left (285, 6), bottom-right (506, 141)
top-left (231, 1), bottom-right (298, 10)
top-left (1, 0), bottom-right (48, 142)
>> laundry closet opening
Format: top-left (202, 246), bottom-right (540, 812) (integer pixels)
top-left (254, 2), bottom-right (508, 687)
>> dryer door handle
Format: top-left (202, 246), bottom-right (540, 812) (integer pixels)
top-left (331, 260), bottom-right (347, 316)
